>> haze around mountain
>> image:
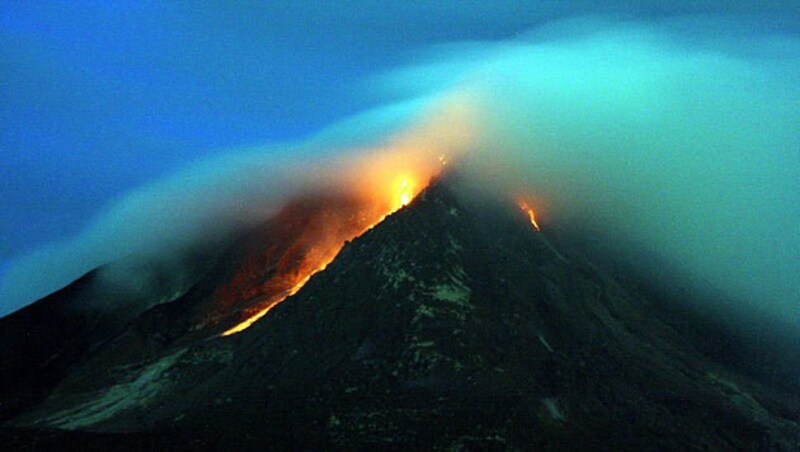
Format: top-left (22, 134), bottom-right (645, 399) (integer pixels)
top-left (1, 7), bottom-right (798, 345)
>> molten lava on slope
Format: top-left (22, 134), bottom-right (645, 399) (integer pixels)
top-left (220, 173), bottom-right (426, 336)
top-left (517, 198), bottom-right (541, 232)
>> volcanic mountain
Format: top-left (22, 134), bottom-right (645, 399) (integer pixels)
top-left (1, 174), bottom-right (798, 449)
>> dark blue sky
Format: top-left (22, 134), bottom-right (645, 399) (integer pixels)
top-left (0, 2), bottom-right (561, 262)
top-left (1, 1), bottom-right (797, 278)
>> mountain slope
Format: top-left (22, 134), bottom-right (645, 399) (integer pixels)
top-left (3, 177), bottom-right (799, 449)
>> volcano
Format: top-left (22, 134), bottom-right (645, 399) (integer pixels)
top-left (1, 173), bottom-right (798, 450)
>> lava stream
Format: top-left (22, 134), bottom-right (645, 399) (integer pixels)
top-left (221, 174), bottom-right (422, 336)
top-left (517, 199), bottom-right (541, 232)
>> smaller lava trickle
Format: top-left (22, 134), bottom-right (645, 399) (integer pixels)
top-left (517, 199), bottom-right (541, 232)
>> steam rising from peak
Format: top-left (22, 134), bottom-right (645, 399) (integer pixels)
top-left (2, 16), bottom-right (798, 345)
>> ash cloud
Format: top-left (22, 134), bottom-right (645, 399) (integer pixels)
top-left (0, 98), bottom-right (464, 316)
top-left (0, 150), bottom-right (304, 314)
top-left (444, 17), bottom-right (800, 335)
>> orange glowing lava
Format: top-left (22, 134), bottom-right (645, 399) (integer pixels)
top-left (222, 261), bottom-right (331, 336)
top-left (517, 199), bottom-right (541, 232)
top-left (397, 177), bottom-right (415, 208)
top-left (219, 91), bottom-right (475, 337)
top-left (221, 173), bottom-right (427, 337)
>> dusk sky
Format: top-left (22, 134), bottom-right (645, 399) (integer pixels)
top-left (1, 2), bottom-right (564, 262)
top-left (2, 2), bottom-right (798, 318)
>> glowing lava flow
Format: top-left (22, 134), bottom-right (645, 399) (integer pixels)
top-left (221, 174), bottom-right (422, 337)
top-left (396, 177), bottom-right (415, 208)
top-left (221, 262), bottom-right (331, 336)
top-left (517, 199), bottom-right (541, 231)
top-left (400, 183), bottom-right (412, 207)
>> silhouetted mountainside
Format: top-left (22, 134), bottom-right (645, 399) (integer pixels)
top-left (0, 194), bottom-right (373, 426)
top-left (2, 177), bottom-right (798, 450)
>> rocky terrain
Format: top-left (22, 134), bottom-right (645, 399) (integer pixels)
top-left (1, 177), bottom-right (798, 450)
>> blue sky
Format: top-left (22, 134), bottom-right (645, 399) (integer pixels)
top-left (1, 1), bottom-right (798, 304)
top-left (2, 1), bottom-right (797, 258)
top-left (0, 2), bottom-right (559, 263)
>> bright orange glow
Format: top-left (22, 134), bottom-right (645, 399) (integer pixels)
top-left (221, 302), bottom-right (273, 336)
top-left (221, 174), bottom-right (427, 337)
top-left (397, 177), bottom-right (415, 208)
top-left (222, 262), bottom-right (331, 336)
top-left (517, 199), bottom-right (541, 232)
top-left (219, 91), bottom-right (478, 337)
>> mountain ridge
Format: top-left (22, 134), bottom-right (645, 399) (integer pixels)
top-left (2, 176), bottom-right (798, 449)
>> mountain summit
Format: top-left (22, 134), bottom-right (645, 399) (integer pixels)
top-left (1, 175), bottom-right (798, 449)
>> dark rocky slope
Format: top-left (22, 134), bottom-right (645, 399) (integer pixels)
top-left (2, 178), bottom-right (798, 449)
